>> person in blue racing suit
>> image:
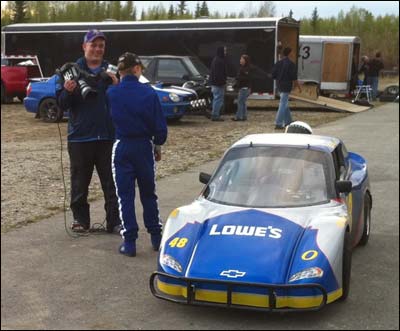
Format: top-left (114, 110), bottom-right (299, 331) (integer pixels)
top-left (107, 52), bottom-right (168, 257)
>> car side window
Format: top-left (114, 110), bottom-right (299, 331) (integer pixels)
top-left (333, 145), bottom-right (347, 180)
top-left (157, 59), bottom-right (189, 79)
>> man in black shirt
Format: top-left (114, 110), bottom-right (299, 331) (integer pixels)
top-left (271, 47), bottom-right (301, 129)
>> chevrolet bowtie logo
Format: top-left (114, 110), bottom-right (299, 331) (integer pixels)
top-left (220, 270), bottom-right (246, 278)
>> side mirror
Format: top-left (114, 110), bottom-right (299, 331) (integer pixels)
top-left (199, 172), bottom-right (211, 185)
top-left (336, 180), bottom-right (352, 193)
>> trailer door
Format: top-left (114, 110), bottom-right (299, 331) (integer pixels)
top-left (298, 41), bottom-right (322, 83)
top-left (321, 43), bottom-right (350, 91)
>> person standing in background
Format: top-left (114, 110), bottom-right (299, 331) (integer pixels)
top-left (209, 46), bottom-right (227, 121)
top-left (232, 54), bottom-right (252, 121)
top-left (271, 47), bottom-right (302, 129)
top-left (367, 51), bottom-right (384, 101)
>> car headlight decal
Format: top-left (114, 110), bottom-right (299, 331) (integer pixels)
top-left (289, 267), bottom-right (324, 282)
top-left (161, 254), bottom-right (183, 273)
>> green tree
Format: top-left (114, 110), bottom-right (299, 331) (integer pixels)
top-left (195, 2), bottom-right (201, 18)
top-left (178, 1), bottom-right (187, 16)
top-left (200, 1), bottom-right (209, 17)
top-left (311, 7), bottom-right (319, 33)
top-left (13, 1), bottom-right (29, 23)
top-left (168, 4), bottom-right (175, 19)
top-left (289, 9), bottom-right (293, 18)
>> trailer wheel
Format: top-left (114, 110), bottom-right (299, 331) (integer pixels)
top-left (39, 98), bottom-right (63, 123)
top-left (384, 85), bottom-right (399, 96)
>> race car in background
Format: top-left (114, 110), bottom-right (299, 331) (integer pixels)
top-left (150, 133), bottom-right (372, 311)
top-left (23, 74), bottom-right (199, 122)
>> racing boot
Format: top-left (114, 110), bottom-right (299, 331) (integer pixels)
top-left (151, 234), bottom-right (162, 251)
top-left (119, 240), bottom-right (136, 257)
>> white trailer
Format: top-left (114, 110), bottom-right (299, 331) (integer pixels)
top-left (298, 35), bottom-right (360, 94)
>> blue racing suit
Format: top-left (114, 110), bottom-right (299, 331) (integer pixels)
top-left (107, 75), bottom-right (168, 242)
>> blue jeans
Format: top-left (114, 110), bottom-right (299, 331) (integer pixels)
top-left (275, 92), bottom-right (293, 127)
top-left (367, 76), bottom-right (379, 100)
top-left (211, 85), bottom-right (225, 118)
top-left (235, 87), bottom-right (250, 120)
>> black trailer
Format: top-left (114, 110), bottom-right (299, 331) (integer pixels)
top-left (2, 17), bottom-right (300, 99)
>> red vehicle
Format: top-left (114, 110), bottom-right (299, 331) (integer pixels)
top-left (1, 55), bottom-right (44, 104)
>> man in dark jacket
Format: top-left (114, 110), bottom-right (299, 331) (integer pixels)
top-left (107, 52), bottom-right (168, 257)
top-left (271, 47), bottom-right (301, 129)
top-left (367, 51), bottom-right (384, 101)
top-left (57, 29), bottom-right (121, 233)
top-left (209, 46), bottom-right (227, 121)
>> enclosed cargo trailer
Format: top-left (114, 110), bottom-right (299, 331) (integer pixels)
top-left (298, 35), bottom-right (360, 94)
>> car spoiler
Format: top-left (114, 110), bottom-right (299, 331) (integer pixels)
top-left (150, 271), bottom-right (328, 312)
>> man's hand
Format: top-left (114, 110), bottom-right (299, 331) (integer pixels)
top-left (106, 72), bottom-right (119, 85)
top-left (154, 145), bottom-right (161, 162)
top-left (64, 79), bottom-right (77, 93)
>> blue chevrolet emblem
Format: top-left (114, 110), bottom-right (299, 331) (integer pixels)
top-left (220, 269), bottom-right (246, 278)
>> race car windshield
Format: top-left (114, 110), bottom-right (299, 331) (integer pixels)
top-left (204, 146), bottom-right (335, 208)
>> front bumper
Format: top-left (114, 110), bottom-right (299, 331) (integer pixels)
top-left (150, 271), bottom-right (337, 312)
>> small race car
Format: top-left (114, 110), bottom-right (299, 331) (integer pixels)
top-left (150, 133), bottom-right (372, 312)
top-left (24, 74), bottom-right (198, 122)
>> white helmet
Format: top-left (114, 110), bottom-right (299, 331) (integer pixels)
top-left (285, 121), bottom-right (313, 134)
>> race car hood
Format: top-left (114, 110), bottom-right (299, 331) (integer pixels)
top-left (185, 209), bottom-right (302, 284)
top-left (160, 204), bottom-right (343, 288)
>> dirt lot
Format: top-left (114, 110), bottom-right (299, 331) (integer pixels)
top-left (1, 103), bottom-right (352, 232)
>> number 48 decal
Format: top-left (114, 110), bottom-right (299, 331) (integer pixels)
top-left (169, 237), bottom-right (188, 248)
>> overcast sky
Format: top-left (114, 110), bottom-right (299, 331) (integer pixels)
top-left (134, 1), bottom-right (399, 19)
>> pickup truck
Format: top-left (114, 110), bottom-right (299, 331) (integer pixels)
top-left (1, 55), bottom-right (44, 104)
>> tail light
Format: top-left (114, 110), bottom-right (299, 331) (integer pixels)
top-left (26, 83), bottom-right (32, 96)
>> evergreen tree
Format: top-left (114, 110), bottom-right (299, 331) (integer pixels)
top-left (140, 9), bottom-right (146, 21)
top-left (13, 1), bottom-right (29, 23)
top-left (289, 9), bottom-right (293, 18)
top-left (200, 1), bottom-right (209, 17)
top-left (311, 7), bottom-right (319, 33)
top-left (195, 2), bottom-right (201, 18)
top-left (168, 5), bottom-right (175, 19)
top-left (178, 1), bottom-right (187, 16)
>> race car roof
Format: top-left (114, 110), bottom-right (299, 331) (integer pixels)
top-left (231, 133), bottom-right (341, 153)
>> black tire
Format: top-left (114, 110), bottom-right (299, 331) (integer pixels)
top-left (358, 194), bottom-right (371, 246)
top-left (1, 84), bottom-right (4, 104)
top-left (340, 230), bottom-right (352, 301)
top-left (1, 84), bottom-right (12, 104)
top-left (384, 85), bottom-right (399, 96)
top-left (39, 98), bottom-right (63, 123)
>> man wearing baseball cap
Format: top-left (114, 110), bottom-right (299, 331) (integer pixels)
top-left (107, 52), bottom-right (168, 257)
top-left (57, 29), bottom-right (121, 234)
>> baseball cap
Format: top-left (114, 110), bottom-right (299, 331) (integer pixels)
top-left (84, 29), bottom-right (106, 43)
top-left (117, 52), bottom-right (144, 71)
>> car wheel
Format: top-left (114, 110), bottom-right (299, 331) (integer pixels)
top-left (39, 98), bottom-right (63, 123)
top-left (340, 230), bottom-right (352, 301)
top-left (358, 194), bottom-right (371, 246)
top-left (1, 84), bottom-right (12, 104)
top-left (384, 85), bottom-right (399, 96)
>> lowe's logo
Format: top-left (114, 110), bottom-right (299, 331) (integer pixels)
top-left (209, 224), bottom-right (282, 239)
top-left (220, 270), bottom-right (246, 278)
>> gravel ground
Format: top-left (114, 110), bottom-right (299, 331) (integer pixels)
top-left (1, 102), bottom-right (350, 232)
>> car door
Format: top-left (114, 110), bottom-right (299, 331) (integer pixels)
top-left (155, 58), bottom-right (190, 85)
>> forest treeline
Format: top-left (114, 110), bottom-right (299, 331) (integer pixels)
top-left (1, 1), bottom-right (398, 68)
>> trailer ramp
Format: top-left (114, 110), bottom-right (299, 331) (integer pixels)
top-left (290, 94), bottom-right (371, 113)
